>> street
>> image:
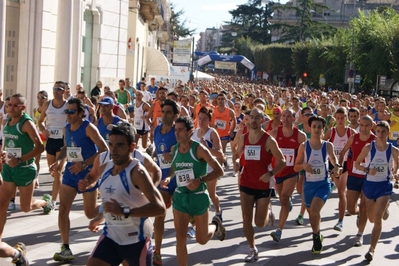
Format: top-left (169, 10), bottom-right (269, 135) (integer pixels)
top-left (2, 149), bottom-right (399, 266)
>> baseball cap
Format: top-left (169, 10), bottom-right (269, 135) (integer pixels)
top-left (210, 93), bottom-right (218, 100)
top-left (99, 97), bottom-right (114, 105)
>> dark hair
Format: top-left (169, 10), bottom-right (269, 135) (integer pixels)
top-left (109, 122), bottom-right (135, 146)
top-left (158, 87), bottom-right (168, 92)
top-left (119, 79), bottom-right (125, 85)
top-left (375, 121), bottom-right (390, 131)
top-left (38, 90), bottom-right (48, 98)
top-left (301, 106), bottom-right (312, 115)
top-left (308, 116), bottom-right (326, 128)
top-left (161, 99), bottom-right (180, 115)
top-left (176, 116), bottom-right (194, 131)
top-left (253, 98), bottom-right (266, 105)
top-left (11, 93), bottom-right (26, 105)
top-left (167, 91), bottom-right (178, 98)
top-left (335, 107), bottom-right (347, 116)
top-left (348, 107), bottom-right (359, 115)
top-left (67, 98), bottom-right (85, 116)
top-left (198, 106), bottom-right (213, 121)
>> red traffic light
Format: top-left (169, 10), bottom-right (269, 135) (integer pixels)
top-left (303, 72), bottom-right (308, 78)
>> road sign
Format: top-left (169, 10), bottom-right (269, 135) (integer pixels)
top-left (348, 69), bottom-right (355, 78)
top-left (354, 74), bottom-right (361, 84)
top-left (347, 77), bottom-right (354, 83)
top-left (380, 76), bottom-right (386, 85)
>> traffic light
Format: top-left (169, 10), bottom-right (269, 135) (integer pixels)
top-left (303, 72), bottom-right (308, 78)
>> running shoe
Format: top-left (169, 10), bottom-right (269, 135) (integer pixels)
top-left (53, 245), bottom-right (74, 262)
top-left (212, 215), bottom-right (226, 241)
top-left (42, 194), bottom-right (54, 214)
top-left (153, 250), bottom-right (162, 265)
top-left (215, 210), bottom-right (223, 222)
top-left (333, 221), bottom-right (343, 232)
top-left (8, 201), bottom-right (16, 211)
top-left (295, 215), bottom-right (304, 225)
top-left (383, 202), bottom-right (390, 220)
top-left (353, 234), bottom-right (363, 247)
top-left (267, 210), bottom-right (275, 227)
top-left (365, 251), bottom-right (374, 261)
top-left (187, 226), bottom-right (196, 239)
top-left (11, 242), bottom-right (29, 266)
top-left (270, 229), bottom-right (282, 242)
top-left (146, 144), bottom-right (154, 157)
top-left (244, 248), bottom-right (259, 262)
top-left (224, 160), bottom-right (230, 171)
top-left (311, 233), bottom-right (324, 255)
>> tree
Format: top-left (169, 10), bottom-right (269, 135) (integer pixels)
top-left (170, 3), bottom-right (196, 39)
top-left (272, 0), bottom-right (337, 43)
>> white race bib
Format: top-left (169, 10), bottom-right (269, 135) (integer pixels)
top-left (392, 131), bottom-right (399, 139)
top-left (48, 126), bottom-right (63, 138)
top-left (334, 148), bottom-right (343, 156)
top-left (215, 120), bottom-right (227, 130)
top-left (105, 213), bottom-right (134, 227)
top-left (368, 162), bottom-right (389, 182)
top-left (307, 163), bottom-right (325, 182)
top-left (158, 154), bottom-right (172, 169)
top-left (281, 148), bottom-right (295, 166)
top-left (5, 148), bottom-right (22, 163)
top-left (176, 168), bottom-right (195, 187)
top-left (133, 118), bottom-right (143, 129)
top-left (244, 145), bottom-right (261, 160)
top-left (67, 147), bottom-right (83, 162)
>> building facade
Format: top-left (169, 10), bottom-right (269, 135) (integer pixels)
top-left (0, 0), bottom-right (171, 113)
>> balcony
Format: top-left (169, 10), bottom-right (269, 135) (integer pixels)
top-left (139, 0), bottom-right (161, 22)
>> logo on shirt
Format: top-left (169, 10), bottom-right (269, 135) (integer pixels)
top-left (175, 162), bottom-right (194, 168)
top-left (105, 185), bottom-right (116, 195)
top-left (290, 138), bottom-right (296, 142)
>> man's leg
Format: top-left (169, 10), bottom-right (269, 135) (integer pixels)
top-left (0, 182), bottom-right (15, 239)
top-left (173, 208), bottom-right (191, 266)
top-left (276, 177), bottom-right (296, 230)
top-left (47, 152), bottom-right (65, 205)
top-left (82, 189), bottom-right (99, 219)
top-left (18, 183), bottom-right (47, 212)
top-left (153, 190), bottom-right (170, 265)
top-left (307, 196), bottom-right (326, 254)
top-left (254, 196), bottom-right (271, 228)
top-left (58, 185), bottom-right (78, 246)
top-left (194, 209), bottom-right (216, 245)
top-left (240, 191), bottom-right (255, 248)
top-left (366, 195), bottom-right (389, 253)
top-left (333, 172), bottom-right (348, 231)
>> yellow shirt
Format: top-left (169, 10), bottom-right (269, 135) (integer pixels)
top-left (389, 112), bottom-right (399, 140)
top-left (265, 104), bottom-right (275, 119)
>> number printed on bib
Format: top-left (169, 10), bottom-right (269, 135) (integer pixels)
top-left (367, 162), bottom-right (389, 182)
top-left (244, 145), bottom-right (261, 160)
top-left (105, 213), bottom-right (134, 227)
top-left (280, 148), bottom-right (295, 166)
top-left (158, 154), bottom-right (172, 169)
top-left (306, 162), bottom-right (325, 182)
top-left (67, 147), bottom-right (84, 162)
top-left (48, 126), bottom-right (63, 138)
top-left (215, 120), bottom-right (227, 130)
top-left (176, 168), bottom-right (195, 187)
top-left (5, 148), bottom-right (22, 163)
top-left (392, 131), bottom-right (399, 139)
top-left (133, 118), bottom-right (143, 129)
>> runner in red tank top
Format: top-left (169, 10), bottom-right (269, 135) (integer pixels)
top-left (338, 115), bottom-right (375, 247)
top-left (268, 109), bottom-right (307, 242)
top-left (235, 108), bottom-right (286, 262)
top-left (263, 106), bottom-right (283, 132)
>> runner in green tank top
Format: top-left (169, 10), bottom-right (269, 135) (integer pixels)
top-left (0, 93), bottom-right (54, 266)
top-left (161, 116), bottom-right (225, 266)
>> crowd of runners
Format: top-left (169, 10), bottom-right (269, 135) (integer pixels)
top-left (0, 74), bottom-right (398, 265)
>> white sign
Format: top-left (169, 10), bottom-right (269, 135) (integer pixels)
top-left (150, 66), bottom-right (190, 87)
top-left (215, 61), bottom-right (237, 70)
top-left (173, 39), bottom-right (192, 66)
top-left (380, 76), bottom-right (386, 85)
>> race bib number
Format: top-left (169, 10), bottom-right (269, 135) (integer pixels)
top-left (244, 145), bottom-right (261, 160)
top-left (280, 148), bottom-right (295, 166)
top-left (156, 117), bottom-right (162, 125)
top-left (369, 162), bottom-right (388, 180)
top-left (176, 168), bottom-right (195, 187)
top-left (215, 120), bottom-right (227, 130)
top-left (105, 213), bottom-right (134, 227)
top-left (48, 126), bottom-right (63, 138)
top-left (307, 162), bottom-right (325, 182)
top-left (158, 154), bottom-right (172, 169)
top-left (133, 118), bottom-right (143, 129)
top-left (5, 148), bottom-right (22, 163)
top-left (392, 131), bottom-right (399, 139)
top-left (67, 147), bottom-right (83, 162)
top-left (334, 148), bottom-right (343, 156)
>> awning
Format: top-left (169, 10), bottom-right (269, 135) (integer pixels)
top-left (146, 47), bottom-right (170, 76)
top-left (193, 70), bottom-right (215, 81)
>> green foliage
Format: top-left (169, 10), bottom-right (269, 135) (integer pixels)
top-left (170, 3), bottom-right (196, 38)
top-left (253, 44), bottom-right (292, 75)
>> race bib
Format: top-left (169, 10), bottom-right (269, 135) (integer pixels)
top-left (105, 213), bottom-right (134, 227)
top-left (215, 120), bottom-right (227, 130)
top-left (48, 126), bottom-right (63, 138)
top-left (158, 154), bottom-right (172, 169)
top-left (307, 162), bottom-right (325, 182)
top-left (368, 162), bottom-right (389, 182)
top-left (67, 147), bottom-right (83, 162)
top-left (176, 168), bottom-right (195, 187)
top-left (244, 145), bottom-right (261, 160)
top-left (353, 162), bottom-right (366, 175)
top-left (280, 148), bottom-right (295, 166)
top-left (334, 148), bottom-right (343, 156)
top-left (5, 148), bottom-right (22, 163)
top-left (392, 131), bottom-right (399, 139)
top-left (133, 118), bottom-right (143, 129)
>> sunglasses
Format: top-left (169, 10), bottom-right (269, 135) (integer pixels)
top-left (273, 113), bottom-right (281, 115)
top-left (37, 96), bottom-right (47, 99)
top-left (304, 113), bottom-right (314, 117)
top-left (7, 103), bottom-right (25, 108)
top-left (64, 109), bottom-right (77, 115)
top-left (53, 87), bottom-right (64, 91)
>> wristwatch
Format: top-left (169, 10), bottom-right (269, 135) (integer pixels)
top-left (122, 206), bottom-right (131, 218)
top-left (82, 162), bottom-right (88, 170)
top-left (16, 157), bottom-right (23, 164)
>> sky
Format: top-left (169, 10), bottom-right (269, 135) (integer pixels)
top-left (170, 0), bottom-right (289, 39)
